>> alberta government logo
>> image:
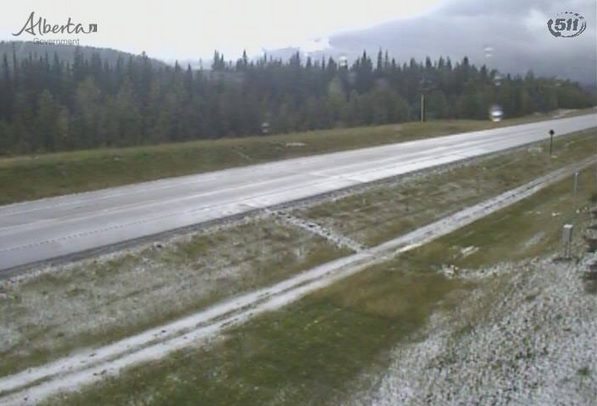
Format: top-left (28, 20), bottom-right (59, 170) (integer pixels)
top-left (547, 11), bottom-right (586, 38)
top-left (12, 11), bottom-right (98, 45)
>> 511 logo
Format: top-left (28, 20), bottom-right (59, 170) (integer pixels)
top-left (547, 11), bottom-right (587, 38)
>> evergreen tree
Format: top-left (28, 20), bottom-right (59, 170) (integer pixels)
top-left (0, 45), bottom-right (592, 155)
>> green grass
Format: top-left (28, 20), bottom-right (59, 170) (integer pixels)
top-left (577, 366), bottom-right (591, 377)
top-left (0, 220), bottom-right (350, 378)
top-left (298, 130), bottom-right (597, 246)
top-left (46, 269), bottom-right (466, 406)
top-left (6, 129), bottom-right (594, 379)
top-left (0, 115), bottom-right (563, 205)
top-left (403, 169), bottom-right (597, 271)
top-left (44, 159), bottom-right (597, 405)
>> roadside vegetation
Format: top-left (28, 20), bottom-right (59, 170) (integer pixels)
top-left (2, 42), bottom-right (592, 157)
top-left (296, 129), bottom-right (596, 245)
top-left (0, 220), bottom-right (349, 377)
top-left (0, 112), bottom-right (586, 205)
top-left (43, 147), bottom-right (597, 406)
top-left (1, 128), bottom-right (594, 383)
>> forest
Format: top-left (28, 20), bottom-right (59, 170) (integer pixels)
top-left (0, 43), bottom-right (593, 154)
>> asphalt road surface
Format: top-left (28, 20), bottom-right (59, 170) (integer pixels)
top-left (1, 114), bottom-right (595, 272)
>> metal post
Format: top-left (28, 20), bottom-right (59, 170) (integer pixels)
top-left (420, 94), bottom-right (425, 122)
top-left (573, 171), bottom-right (579, 198)
top-left (549, 129), bottom-right (555, 156)
top-left (562, 224), bottom-right (574, 259)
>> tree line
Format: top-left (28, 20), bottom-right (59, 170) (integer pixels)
top-left (0, 44), bottom-right (593, 154)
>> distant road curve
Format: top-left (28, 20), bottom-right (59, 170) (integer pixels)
top-left (0, 114), bottom-right (595, 272)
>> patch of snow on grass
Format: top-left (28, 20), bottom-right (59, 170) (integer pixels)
top-left (352, 255), bottom-right (597, 405)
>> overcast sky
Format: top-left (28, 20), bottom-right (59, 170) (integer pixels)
top-left (0, 0), bottom-right (444, 60)
top-left (321, 0), bottom-right (595, 83)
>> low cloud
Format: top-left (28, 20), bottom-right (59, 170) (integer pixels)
top-left (318, 0), bottom-right (596, 83)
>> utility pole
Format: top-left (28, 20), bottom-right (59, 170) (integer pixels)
top-left (419, 77), bottom-right (433, 123)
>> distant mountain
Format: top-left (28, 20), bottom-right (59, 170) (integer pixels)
top-left (0, 41), bottom-right (167, 68)
top-left (267, 0), bottom-right (597, 85)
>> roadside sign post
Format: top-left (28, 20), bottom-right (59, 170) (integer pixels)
top-left (562, 224), bottom-right (574, 259)
top-left (549, 129), bottom-right (555, 156)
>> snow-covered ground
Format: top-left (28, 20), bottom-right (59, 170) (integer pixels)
top-left (0, 216), bottom-right (346, 363)
top-left (0, 157), bottom-right (594, 405)
top-left (350, 255), bottom-right (597, 405)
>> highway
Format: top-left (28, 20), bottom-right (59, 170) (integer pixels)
top-left (0, 114), bottom-right (595, 272)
